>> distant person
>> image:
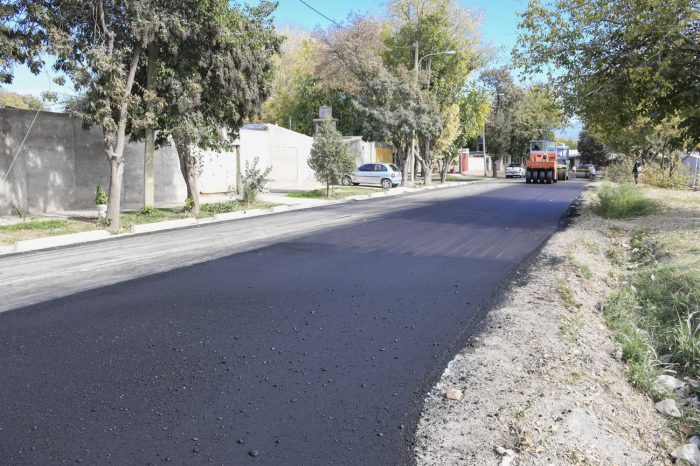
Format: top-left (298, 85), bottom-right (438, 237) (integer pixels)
top-left (632, 160), bottom-right (641, 185)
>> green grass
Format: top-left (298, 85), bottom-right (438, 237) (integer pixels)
top-left (567, 256), bottom-right (593, 280)
top-left (0, 219), bottom-right (68, 231)
top-left (592, 182), bottom-right (662, 219)
top-left (0, 218), bottom-right (97, 246)
top-left (0, 201), bottom-right (280, 244)
top-left (557, 282), bottom-right (581, 310)
top-left (287, 186), bottom-right (383, 199)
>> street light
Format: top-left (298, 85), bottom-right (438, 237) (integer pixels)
top-left (417, 50), bottom-right (457, 69)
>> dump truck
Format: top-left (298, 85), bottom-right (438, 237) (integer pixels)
top-left (525, 140), bottom-right (569, 183)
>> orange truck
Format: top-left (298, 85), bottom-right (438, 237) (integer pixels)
top-left (525, 140), bottom-right (569, 184)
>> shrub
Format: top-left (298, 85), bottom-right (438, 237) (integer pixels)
top-left (95, 185), bottom-right (108, 205)
top-left (184, 197), bottom-right (195, 212)
top-left (139, 206), bottom-right (156, 216)
top-left (592, 182), bottom-right (662, 219)
top-left (640, 165), bottom-right (690, 189)
top-left (242, 157), bottom-right (272, 205)
top-left (605, 161), bottom-right (634, 183)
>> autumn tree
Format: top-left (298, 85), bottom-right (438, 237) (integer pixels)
top-left (262, 29), bottom-right (363, 136)
top-left (0, 88), bottom-right (44, 110)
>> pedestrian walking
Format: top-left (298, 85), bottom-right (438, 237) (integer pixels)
top-left (632, 160), bottom-right (641, 185)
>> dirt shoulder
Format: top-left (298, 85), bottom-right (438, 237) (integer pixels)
top-left (416, 184), bottom-right (693, 465)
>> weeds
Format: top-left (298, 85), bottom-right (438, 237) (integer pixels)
top-left (0, 219), bottom-right (67, 231)
top-left (561, 312), bottom-right (583, 343)
top-left (557, 282), bottom-right (581, 310)
top-left (592, 182), bottom-right (662, 219)
top-left (568, 256), bottom-right (593, 280)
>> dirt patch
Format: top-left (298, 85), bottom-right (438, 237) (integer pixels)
top-left (415, 185), bottom-right (682, 465)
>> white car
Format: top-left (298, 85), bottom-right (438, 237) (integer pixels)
top-left (349, 163), bottom-right (402, 188)
top-left (505, 163), bottom-right (526, 178)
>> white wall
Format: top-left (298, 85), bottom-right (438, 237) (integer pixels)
top-left (239, 124), bottom-right (315, 189)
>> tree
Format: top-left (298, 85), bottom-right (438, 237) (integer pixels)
top-left (308, 121), bottom-right (355, 198)
top-left (480, 69), bottom-right (564, 175)
top-left (262, 29), bottom-right (364, 136)
top-left (384, 0), bottom-right (486, 184)
top-left (10, 1), bottom-right (192, 231)
top-left (515, 0), bottom-right (700, 145)
top-left (0, 88), bottom-right (44, 110)
top-left (153, 1), bottom-right (281, 215)
top-left (359, 68), bottom-right (441, 185)
top-left (577, 129), bottom-right (608, 165)
top-left (0, 3), bottom-right (44, 84)
top-left (433, 103), bottom-right (460, 182)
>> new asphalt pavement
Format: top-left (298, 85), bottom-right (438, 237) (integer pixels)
top-left (0, 180), bottom-right (587, 465)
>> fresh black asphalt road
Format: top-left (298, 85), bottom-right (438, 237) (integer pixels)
top-left (0, 181), bottom-right (586, 465)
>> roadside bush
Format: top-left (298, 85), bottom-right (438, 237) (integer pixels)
top-left (242, 157), bottom-right (272, 205)
top-left (605, 161), bottom-right (633, 183)
top-left (592, 182), bottom-right (662, 219)
top-left (640, 166), bottom-right (690, 189)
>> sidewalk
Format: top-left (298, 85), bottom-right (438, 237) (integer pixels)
top-left (0, 180), bottom-right (475, 256)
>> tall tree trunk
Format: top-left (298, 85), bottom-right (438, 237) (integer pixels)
top-left (174, 138), bottom-right (200, 216)
top-left (421, 139), bottom-right (432, 186)
top-left (105, 145), bottom-right (124, 232)
top-left (440, 158), bottom-right (448, 183)
top-left (104, 42), bottom-right (143, 232)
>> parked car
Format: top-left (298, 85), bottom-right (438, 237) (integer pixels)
top-left (505, 163), bottom-right (526, 178)
top-left (576, 164), bottom-right (597, 178)
top-left (350, 163), bottom-right (402, 188)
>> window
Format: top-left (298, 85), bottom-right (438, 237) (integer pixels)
top-left (389, 164), bottom-right (400, 172)
top-left (359, 164), bottom-right (373, 171)
top-left (374, 164), bottom-right (385, 171)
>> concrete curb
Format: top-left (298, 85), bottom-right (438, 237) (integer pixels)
top-left (1, 180), bottom-right (473, 256)
top-left (129, 218), bottom-right (198, 234)
top-left (13, 230), bottom-right (112, 252)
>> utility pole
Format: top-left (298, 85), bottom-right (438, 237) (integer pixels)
top-left (482, 124), bottom-right (487, 177)
top-left (143, 41), bottom-right (158, 208)
top-left (410, 41), bottom-right (419, 185)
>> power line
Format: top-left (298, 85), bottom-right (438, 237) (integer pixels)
top-left (297, 0), bottom-right (350, 31)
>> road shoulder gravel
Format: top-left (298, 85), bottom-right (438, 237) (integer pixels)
top-left (415, 187), bottom-right (676, 465)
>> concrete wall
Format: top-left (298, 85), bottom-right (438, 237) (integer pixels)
top-left (239, 124), bottom-right (316, 189)
top-left (0, 110), bottom-right (323, 215)
top-left (343, 137), bottom-right (376, 167)
top-left (0, 107), bottom-right (187, 215)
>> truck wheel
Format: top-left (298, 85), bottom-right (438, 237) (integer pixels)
top-left (538, 170), bottom-right (545, 183)
top-left (546, 170), bottom-right (553, 183)
top-left (525, 170), bottom-right (531, 183)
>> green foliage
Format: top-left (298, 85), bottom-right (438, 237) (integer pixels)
top-left (0, 89), bottom-right (44, 110)
top-left (640, 165), bottom-right (690, 189)
top-left (592, 183), bottom-right (662, 219)
top-left (138, 206), bottom-right (156, 216)
top-left (515, 0), bottom-right (699, 145)
top-left (261, 31), bottom-right (363, 136)
top-left (241, 157), bottom-right (272, 205)
top-left (605, 161), bottom-right (634, 183)
top-left (359, 68), bottom-right (441, 174)
top-left (95, 185), bottom-right (108, 205)
top-left (0, 219), bottom-right (67, 232)
top-left (184, 197), bottom-right (195, 212)
top-left (308, 121), bottom-right (355, 197)
top-left (578, 129), bottom-right (608, 165)
top-left (479, 68), bottom-right (564, 164)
